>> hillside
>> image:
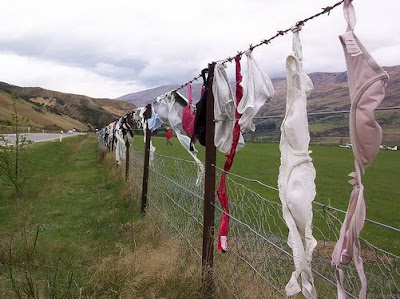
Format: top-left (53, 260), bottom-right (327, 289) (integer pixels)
top-left (0, 82), bottom-right (135, 132)
top-left (118, 66), bottom-right (400, 144)
top-left (256, 66), bottom-right (400, 143)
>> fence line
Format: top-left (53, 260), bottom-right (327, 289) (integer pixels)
top-left (125, 146), bottom-right (400, 298)
top-left (253, 106), bottom-right (400, 121)
top-left (212, 163), bottom-right (400, 234)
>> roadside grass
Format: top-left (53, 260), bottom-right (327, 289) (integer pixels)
top-left (137, 136), bottom-right (400, 253)
top-left (0, 135), bottom-right (205, 298)
top-left (1, 134), bottom-right (395, 297)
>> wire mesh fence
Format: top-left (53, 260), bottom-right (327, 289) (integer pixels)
top-left (127, 145), bottom-right (399, 298)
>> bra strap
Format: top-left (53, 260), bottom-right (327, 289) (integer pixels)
top-left (188, 82), bottom-right (193, 105)
top-left (291, 25), bottom-right (303, 61)
top-left (343, 0), bottom-right (356, 31)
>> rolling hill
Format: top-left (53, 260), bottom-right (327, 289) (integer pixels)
top-left (0, 82), bottom-right (135, 132)
top-left (118, 66), bottom-right (400, 144)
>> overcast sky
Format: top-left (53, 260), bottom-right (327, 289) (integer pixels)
top-left (0, 0), bottom-right (399, 99)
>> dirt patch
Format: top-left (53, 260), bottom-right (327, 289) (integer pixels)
top-left (315, 241), bottom-right (394, 264)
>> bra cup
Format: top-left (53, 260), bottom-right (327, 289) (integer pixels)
top-left (213, 63), bottom-right (238, 154)
top-left (182, 107), bottom-right (195, 136)
top-left (238, 51), bottom-right (274, 132)
top-left (283, 98), bottom-right (309, 153)
top-left (285, 164), bottom-right (316, 236)
top-left (285, 55), bottom-right (300, 103)
top-left (155, 100), bottom-right (170, 124)
top-left (354, 80), bottom-right (385, 167)
top-left (342, 32), bottom-right (388, 167)
top-left (284, 120), bottom-right (309, 153)
top-left (169, 102), bottom-right (184, 132)
top-left (353, 54), bottom-right (374, 92)
top-left (303, 74), bottom-right (314, 96)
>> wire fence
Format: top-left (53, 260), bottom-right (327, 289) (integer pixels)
top-left (126, 145), bottom-right (399, 298)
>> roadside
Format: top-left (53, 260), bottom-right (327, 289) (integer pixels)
top-left (0, 135), bottom-right (202, 298)
top-left (0, 132), bottom-right (85, 146)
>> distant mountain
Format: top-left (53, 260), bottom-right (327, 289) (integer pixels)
top-left (118, 85), bottom-right (180, 107)
top-left (118, 66), bottom-right (400, 112)
top-left (118, 83), bottom-right (208, 107)
top-left (0, 82), bottom-right (135, 131)
top-left (260, 65), bottom-right (400, 117)
top-left (118, 66), bottom-right (400, 143)
top-left (255, 65), bottom-right (400, 144)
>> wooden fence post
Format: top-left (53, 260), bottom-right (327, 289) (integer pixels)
top-left (202, 63), bottom-right (216, 298)
top-left (125, 139), bottom-right (130, 182)
top-left (141, 104), bottom-right (152, 215)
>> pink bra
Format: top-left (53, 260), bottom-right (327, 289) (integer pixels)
top-left (182, 82), bottom-right (196, 136)
top-left (331, 1), bottom-right (389, 298)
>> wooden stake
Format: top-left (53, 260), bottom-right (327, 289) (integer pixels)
top-left (201, 63), bottom-right (216, 298)
top-left (141, 104), bottom-right (152, 215)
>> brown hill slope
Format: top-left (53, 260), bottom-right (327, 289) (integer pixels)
top-left (118, 66), bottom-right (400, 143)
top-left (254, 66), bottom-right (400, 144)
top-left (119, 66), bottom-right (400, 114)
top-left (259, 65), bottom-right (400, 116)
top-left (0, 82), bottom-right (135, 131)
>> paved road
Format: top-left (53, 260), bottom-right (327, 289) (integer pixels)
top-left (0, 133), bottom-right (84, 145)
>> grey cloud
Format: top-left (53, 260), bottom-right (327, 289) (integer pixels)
top-left (0, 38), bottom-right (148, 81)
top-left (0, 0), bottom-right (399, 98)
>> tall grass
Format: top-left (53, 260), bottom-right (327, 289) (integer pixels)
top-left (0, 136), bottom-right (208, 298)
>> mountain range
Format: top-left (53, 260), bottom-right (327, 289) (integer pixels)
top-left (118, 66), bottom-right (400, 144)
top-left (1, 65), bottom-right (398, 142)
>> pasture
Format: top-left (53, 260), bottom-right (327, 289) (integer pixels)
top-left (135, 136), bottom-right (400, 252)
top-left (0, 134), bottom-right (398, 297)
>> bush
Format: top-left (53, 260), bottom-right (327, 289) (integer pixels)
top-left (0, 95), bottom-right (34, 196)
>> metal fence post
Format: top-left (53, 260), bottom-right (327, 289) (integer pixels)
top-left (202, 63), bottom-right (216, 298)
top-left (141, 104), bottom-right (152, 215)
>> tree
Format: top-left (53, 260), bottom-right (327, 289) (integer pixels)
top-left (0, 93), bottom-right (34, 196)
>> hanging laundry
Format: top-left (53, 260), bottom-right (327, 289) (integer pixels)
top-left (120, 114), bottom-right (134, 150)
top-left (156, 92), bottom-right (205, 185)
top-left (111, 120), bottom-right (118, 152)
top-left (107, 121), bottom-right (116, 151)
top-left (133, 109), bottom-right (143, 128)
top-left (102, 126), bottom-right (110, 148)
top-left (138, 106), bottom-right (156, 166)
top-left (278, 26), bottom-right (317, 299)
top-left (120, 115), bottom-right (131, 139)
top-left (238, 50), bottom-right (275, 133)
top-left (148, 104), bottom-right (163, 132)
top-left (332, 1), bottom-right (389, 298)
top-left (115, 118), bottom-right (126, 165)
top-left (213, 62), bottom-right (244, 154)
top-left (182, 82), bottom-right (196, 136)
top-left (215, 55), bottom-right (244, 252)
top-left (191, 68), bottom-right (209, 147)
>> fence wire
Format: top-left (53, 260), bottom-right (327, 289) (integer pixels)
top-left (127, 146), bottom-right (399, 298)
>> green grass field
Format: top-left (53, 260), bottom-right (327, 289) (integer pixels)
top-left (0, 134), bottom-right (398, 297)
top-left (133, 136), bottom-right (400, 253)
top-left (0, 135), bottom-right (138, 297)
top-left (0, 136), bottom-right (208, 298)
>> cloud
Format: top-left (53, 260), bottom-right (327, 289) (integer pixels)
top-left (0, 52), bottom-right (145, 98)
top-left (0, 0), bottom-right (399, 98)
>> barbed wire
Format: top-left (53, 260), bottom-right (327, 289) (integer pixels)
top-left (170, 0), bottom-right (346, 94)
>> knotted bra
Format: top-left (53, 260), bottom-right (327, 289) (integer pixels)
top-left (332, 1), bottom-right (389, 298)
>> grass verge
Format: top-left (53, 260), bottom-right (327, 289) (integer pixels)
top-left (0, 135), bottom-right (204, 298)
